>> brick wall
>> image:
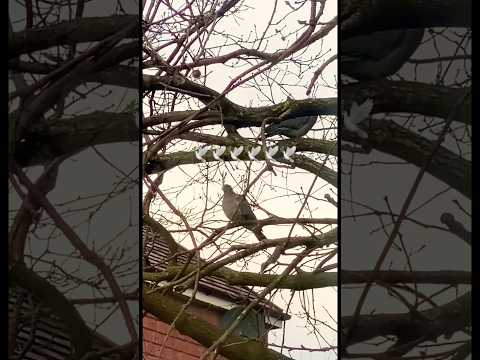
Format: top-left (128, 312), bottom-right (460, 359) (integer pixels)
top-left (143, 302), bottom-right (229, 360)
top-left (144, 316), bottom-right (203, 360)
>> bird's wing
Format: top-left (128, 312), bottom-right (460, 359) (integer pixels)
top-left (265, 120), bottom-right (294, 135)
top-left (341, 30), bottom-right (407, 62)
top-left (235, 195), bottom-right (257, 221)
top-left (222, 193), bottom-right (238, 220)
top-left (288, 115), bottom-right (317, 137)
top-left (265, 116), bottom-right (316, 136)
top-left (280, 117), bottom-right (307, 128)
top-left (299, 115), bottom-right (317, 130)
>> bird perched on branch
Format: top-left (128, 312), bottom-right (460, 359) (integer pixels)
top-left (341, 28), bottom-right (424, 80)
top-left (264, 115), bottom-right (317, 138)
top-left (222, 184), bottom-right (266, 241)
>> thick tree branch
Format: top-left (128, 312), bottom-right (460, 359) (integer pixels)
top-left (15, 111), bottom-right (138, 167)
top-left (9, 263), bottom-right (93, 359)
top-left (235, 217), bottom-right (337, 227)
top-left (10, 61), bottom-right (138, 88)
top-left (92, 66), bottom-right (138, 89)
top-left (342, 120), bottom-right (471, 199)
top-left (148, 148), bottom-right (337, 187)
top-left (440, 212), bottom-right (471, 245)
top-left (14, 25), bottom-right (137, 141)
top-left (341, 270), bottom-right (471, 285)
top-left (341, 291), bottom-right (471, 347)
top-left (343, 80), bottom-right (471, 125)
top-left (143, 74), bottom-right (234, 110)
top-left (341, 0), bottom-right (471, 38)
top-left (9, 15), bottom-right (138, 58)
top-left (143, 74), bottom-right (337, 120)
top-left (146, 231), bottom-right (337, 294)
top-left (143, 291), bottom-right (293, 360)
top-left (146, 265), bottom-right (336, 290)
top-left (176, 132), bottom-right (337, 157)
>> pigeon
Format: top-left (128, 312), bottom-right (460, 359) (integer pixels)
top-left (341, 28), bottom-right (424, 80)
top-left (222, 184), bottom-right (266, 241)
top-left (264, 115), bottom-right (317, 138)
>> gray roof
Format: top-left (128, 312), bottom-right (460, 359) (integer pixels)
top-left (8, 285), bottom-right (130, 360)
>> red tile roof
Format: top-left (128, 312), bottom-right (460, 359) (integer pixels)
top-left (143, 226), bottom-right (289, 321)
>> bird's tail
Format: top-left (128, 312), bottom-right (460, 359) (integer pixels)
top-left (254, 229), bottom-right (266, 241)
top-left (244, 224), bottom-right (266, 241)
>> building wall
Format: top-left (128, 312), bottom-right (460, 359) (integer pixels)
top-left (143, 301), bottom-right (230, 360)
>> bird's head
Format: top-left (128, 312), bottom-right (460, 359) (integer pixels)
top-left (222, 184), bottom-right (234, 193)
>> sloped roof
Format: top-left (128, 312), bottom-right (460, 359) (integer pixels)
top-left (143, 226), bottom-right (289, 321)
top-left (8, 285), bottom-right (128, 360)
